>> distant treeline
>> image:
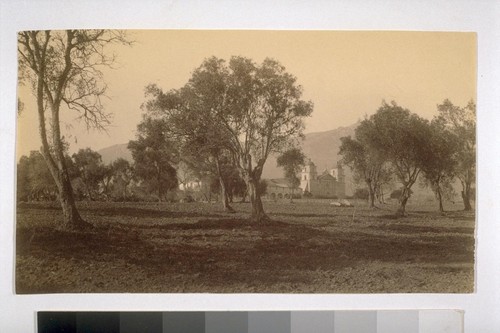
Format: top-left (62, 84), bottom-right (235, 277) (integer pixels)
top-left (16, 148), bottom-right (254, 203)
top-left (339, 100), bottom-right (475, 214)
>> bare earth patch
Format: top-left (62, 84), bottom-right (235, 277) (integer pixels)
top-left (15, 199), bottom-right (475, 293)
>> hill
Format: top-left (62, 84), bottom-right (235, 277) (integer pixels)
top-left (98, 143), bottom-right (133, 165)
top-left (99, 124), bottom-right (358, 177)
top-left (263, 122), bottom-right (358, 179)
top-left (98, 123), bottom-right (359, 195)
top-left (98, 123), bottom-right (451, 199)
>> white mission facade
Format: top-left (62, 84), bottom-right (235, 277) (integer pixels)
top-left (266, 159), bottom-right (346, 199)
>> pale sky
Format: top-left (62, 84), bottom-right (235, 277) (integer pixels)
top-left (16, 30), bottom-right (476, 160)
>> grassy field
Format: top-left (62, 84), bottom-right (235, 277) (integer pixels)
top-left (15, 198), bottom-right (475, 293)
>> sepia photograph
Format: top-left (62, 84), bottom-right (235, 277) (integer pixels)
top-left (15, 30), bottom-right (476, 294)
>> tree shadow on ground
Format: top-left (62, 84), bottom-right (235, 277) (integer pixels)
top-left (369, 224), bottom-right (474, 234)
top-left (17, 202), bottom-right (225, 219)
top-left (270, 212), bottom-right (340, 218)
top-left (17, 202), bottom-right (61, 211)
top-left (84, 206), bottom-right (225, 219)
top-left (16, 212), bottom-right (475, 293)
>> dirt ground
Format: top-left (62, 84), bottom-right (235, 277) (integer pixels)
top-left (15, 198), bottom-right (475, 293)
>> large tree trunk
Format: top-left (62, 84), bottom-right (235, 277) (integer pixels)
top-left (433, 175), bottom-right (445, 213)
top-left (40, 148), bottom-right (89, 230)
top-left (462, 189), bottom-right (472, 211)
top-left (247, 177), bottom-right (268, 223)
top-left (56, 169), bottom-right (88, 229)
top-left (240, 189), bottom-right (248, 203)
top-left (239, 154), bottom-right (269, 222)
top-left (219, 178), bottom-right (235, 212)
top-left (215, 157), bottom-right (235, 213)
top-left (366, 180), bottom-right (376, 208)
top-left (377, 187), bottom-right (385, 204)
top-left (397, 186), bottom-right (411, 216)
top-left (458, 169), bottom-right (474, 211)
top-left (396, 169), bottom-right (420, 217)
top-left (156, 164), bottom-right (164, 202)
top-left (461, 177), bottom-right (473, 211)
top-left (37, 77), bottom-right (89, 230)
top-left (437, 186), bottom-right (444, 213)
top-left (157, 181), bottom-right (163, 202)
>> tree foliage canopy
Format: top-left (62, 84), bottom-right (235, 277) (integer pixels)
top-left (17, 151), bottom-right (58, 202)
top-left (128, 117), bottom-right (178, 201)
top-left (277, 148), bottom-right (306, 189)
top-left (71, 148), bottom-right (107, 200)
top-left (436, 99), bottom-right (476, 210)
top-left (420, 118), bottom-right (459, 211)
top-left (353, 101), bottom-right (433, 214)
top-left (141, 56), bottom-right (312, 221)
top-left (339, 134), bottom-right (390, 207)
top-left (18, 30), bottom-right (129, 131)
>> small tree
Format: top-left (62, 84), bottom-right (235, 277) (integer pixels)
top-left (72, 148), bottom-right (106, 201)
top-left (354, 188), bottom-right (370, 200)
top-left (420, 119), bottom-right (458, 212)
top-left (436, 99), bottom-right (476, 211)
top-left (182, 136), bottom-right (236, 212)
top-left (359, 101), bottom-right (432, 216)
top-left (16, 155), bottom-right (31, 202)
top-left (374, 167), bottom-right (393, 204)
top-left (17, 151), bottom-right (58, 202)
top-left (277, 148), bottom-right (306, 202)
top-left (339, 135), bottom-right (388, 208)
top-left (204, 155), bottom-right (246, 204)
top-left (143, 71), bottom-right (237, 212)
top-left (226, 166), bottom-right (247, 202)
top-left (128, 117), bottom-right (178, 202)
top-left (99, 164), bottom-right (114, 200)
top-left (17, 30), bottom-right (129, 229)
top-left (109, 158), bottom-right (134, 200)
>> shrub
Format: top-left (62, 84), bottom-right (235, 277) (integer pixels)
top-left (354, 188), bottom-right (369, 200)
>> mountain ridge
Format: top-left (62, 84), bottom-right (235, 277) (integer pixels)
top-left (98, 143), bottom-right (133, 165)
top-left (98, 123), bottom-right (359, 193)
